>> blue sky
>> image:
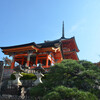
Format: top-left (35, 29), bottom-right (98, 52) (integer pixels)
top-left (0, 0), bottom-right (100, 63)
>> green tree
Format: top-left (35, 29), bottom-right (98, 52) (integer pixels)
top-left (30, 59), bottom-right (100, 99)
top-left (43, 86), bottom-right (97, 100)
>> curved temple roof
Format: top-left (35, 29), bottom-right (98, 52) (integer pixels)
top-left (0, 22), bottom-right (79, 56)
top-left (0, 36), bottom-right (79, 51)
top-left (0, 42), bottom-right (39, 49)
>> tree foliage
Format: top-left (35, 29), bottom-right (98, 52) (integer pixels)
top-left (30, 59), bottom-right (100, 100)
top-left (43, 86), bottom-right (97, 100)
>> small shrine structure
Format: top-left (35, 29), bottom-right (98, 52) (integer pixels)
top-left (0, 22), bottom-right (79, 69)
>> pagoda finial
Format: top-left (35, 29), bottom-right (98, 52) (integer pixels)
top-left (62, 21), bottom-right (65, 38)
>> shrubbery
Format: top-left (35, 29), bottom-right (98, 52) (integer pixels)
top-left (30, 59), bottom-right (100, 100)
top-left (11, 73), bottom-right (36, 80)
top-left (11, 72), bottom-right (48, 80)
top-left (43, 86), bottom-right (97, 100)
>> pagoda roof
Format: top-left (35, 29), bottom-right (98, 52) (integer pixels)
top-left (61, 37), bottom-right (79, 52)
top-left (38, 37), bottom-right (74, 48)
top-left (0, 22), bottom-right (79, 53)
top-left (63, 50), bottom-right (79, 60)
top-left (0, 36), bottom-right (70, 50)
top-left (0, 42), bottom-right (60, 50)
top-left (0, 42), bottom-right (39, 49)
top-left (0, 37), bottom-right (77, 50)
top-left (38, 39), bottom-right (60, 48)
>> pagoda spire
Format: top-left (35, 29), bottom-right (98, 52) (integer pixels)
top-left (62, 21), bottom-right (65, 38)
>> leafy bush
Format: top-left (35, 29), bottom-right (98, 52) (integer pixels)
top-left (43, 86), bottom-right (97, 100)
top-left (43, 91), bottom-right (61, 100)
top-left (11, 73), bottom-right (36, 80)
top-left (10, 73), bottom-right (16, 80)
top-left (11, 73), bottom-right (48, 80)
top-left (30, 84), bottom-right (46, 97)
top-left (30, 59), bottom-right (100, 99)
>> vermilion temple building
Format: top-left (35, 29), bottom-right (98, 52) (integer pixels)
top-left (0, 22), bottom-right (79, 69)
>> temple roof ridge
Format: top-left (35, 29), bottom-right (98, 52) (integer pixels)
top-left (0, 42), bottom-right (39, 49)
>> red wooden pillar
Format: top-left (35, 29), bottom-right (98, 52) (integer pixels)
top-left (11, 55), bottom-right (15, 69)
top-left (40, 60), bottom-right (42, 65)
top-left (51, 58), bottom-right (52, 66)
top-left (22, 56), bottom-right (24, 65)
top-left (36, 55), bottom-right (38, 66)
top-left (27, 54), bottom-right (30, 67)
top-left (46, 55), bottom-right (49, 68)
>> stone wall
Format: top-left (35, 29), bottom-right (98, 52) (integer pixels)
top-left (0, 61), bottom-right (4, 83)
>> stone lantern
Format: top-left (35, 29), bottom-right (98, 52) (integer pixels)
top-left (33, 64), bottom-right (45, 86)
top-left (13, 65), bottom-right (25, 87)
